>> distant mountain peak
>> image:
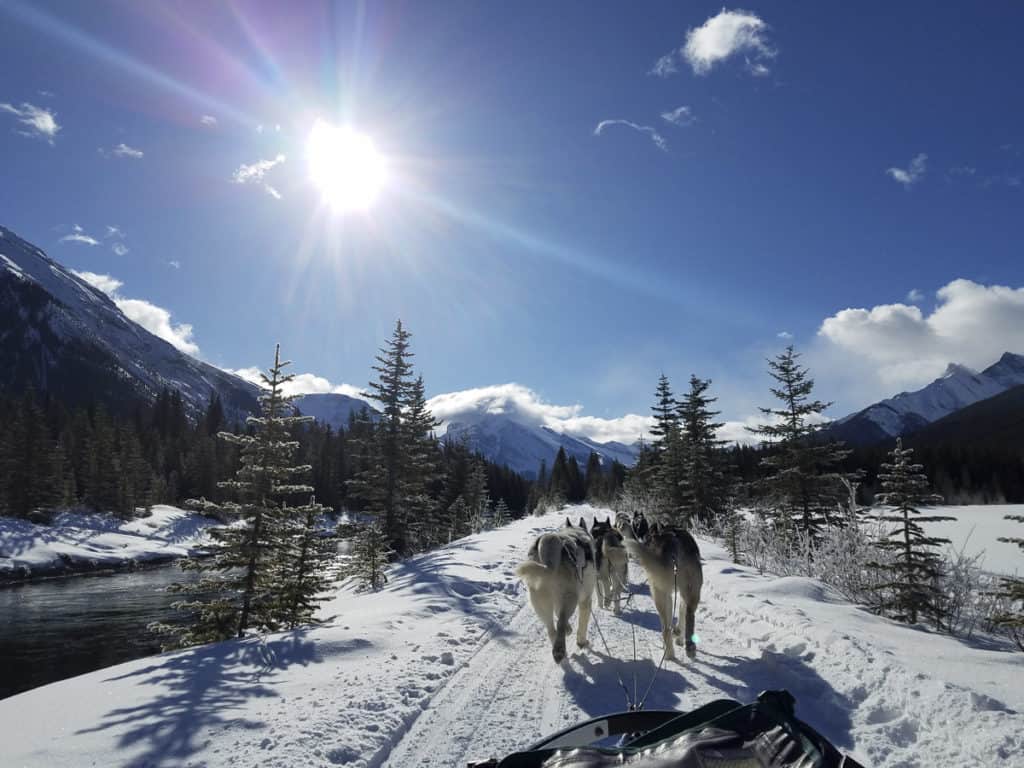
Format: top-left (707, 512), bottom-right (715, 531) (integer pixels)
top-left (830, 351), bottom-right (1024, 445)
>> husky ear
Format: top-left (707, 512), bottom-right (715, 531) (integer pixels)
top-left (565, 516), bottom-right (573, 528)
top-left (579, 516), bottom-right (586, 529)
top-left (606, 515), bottom-right (611, 524)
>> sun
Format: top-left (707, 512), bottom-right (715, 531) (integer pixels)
top-left (306, 120), bottom-right (388, 212)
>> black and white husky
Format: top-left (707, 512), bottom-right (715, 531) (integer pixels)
top-left (623, 522), bottom-right (703, 661)
top-left (516, 517), bottom-right (597, 663)
top-left (590, 516), bottom-right (629, 615)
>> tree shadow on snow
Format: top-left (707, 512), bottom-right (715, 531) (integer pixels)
top-left (77, 629), bottom-right (338, 767)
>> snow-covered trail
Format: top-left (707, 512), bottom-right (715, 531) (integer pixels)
top-left (382, 513), bottom-right (1024, 768)
top-left (2, 506), bottom-right (1021, 768)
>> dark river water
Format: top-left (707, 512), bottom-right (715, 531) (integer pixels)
top-left (0, 565), bottom-right (201, 699)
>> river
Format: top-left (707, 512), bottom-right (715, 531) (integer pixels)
top-left (0, 564), bottom-right (201, 700)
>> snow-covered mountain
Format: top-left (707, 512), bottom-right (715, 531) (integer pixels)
top-left (442, 412), bottom-right (638, 478)
top-left (292, 392), bottom-right (377, 428)
top-left (829, 352), bottom-right (1024, 444)
top-left (0, 225), bottom-right (259, 419)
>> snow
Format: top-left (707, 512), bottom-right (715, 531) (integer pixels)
top-left (1, 504), bottom-right (1021, 767)
top-left (0, 506), bottom-right (220, 581)
top-left (932, 504), bottom-right (1024, 576)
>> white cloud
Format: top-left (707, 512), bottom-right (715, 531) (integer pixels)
top-left (777, 331), bottom-right (793, 340)
top-left (661, 106), bottom-right (695, 127)
top-left (71, 270), bottom-right (122, 295)
top-left (649, 51), bottom-right (679, 77)
top-left (71, 269), bottom-right (200, 356)
top-left (168, 260), bottom-right (181, 269)
top-left (886, 152), bottom-right (927, 187)
top-left (426, 383), bottom-right (653, 445)
top-left (817, 278), bottom-right (1024, 391)
top-left (200, 114), bottom-right (218, 126)
top-left (232, 154), bottom-right (286, 199)
top-left (111, 242), bottom-right (129, 256)
top-left (906, 288), bottom-right (924, 303)
top-left (227, 367), bottom-right (364, 399)
top-left (100, 142), bottom-right (144, 159)
top-left (58, 225), bottom-right (99, 246)
top-left (0, 101), bottom-right (60, 142)
top-left (105, 225), bottom-right (124, 239)
top-left (683, 9), bottom-right (774, 75)
top-left (594, 120), bottom-right (667, 152)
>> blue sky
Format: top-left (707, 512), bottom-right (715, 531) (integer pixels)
top-left (1, 1), bottom-right (1023, 441)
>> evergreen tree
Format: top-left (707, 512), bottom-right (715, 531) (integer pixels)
top-left (565, 455), bottom-right (585, 503)
top-left (403, 375), bottom-right (440, 550)
top-left (157, 345), bottom-right (317, 646)
top-left (584, 451), bottom-right (604, 501)
top-left (649, 373), bottom-right (679, 452)
top-left (678, 375), bottom-right (727, 526)
top-left (463, 456), bottom-right (490, 533)
top-left (274, 495), bottom-right (336, 628)
top-left (747, 346), bottom-right (850, 540)
top-left (493, 497), bottom-right (510, 527)
top-left (340, 518), bottom-right (393, 591)
top-left (548, 447), bottom-right (570, 504)
top-left (867, 438), bottom-right (951, 625)
top-left (994, 513), bottom-right (1024, 648)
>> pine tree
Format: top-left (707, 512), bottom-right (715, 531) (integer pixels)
top-left (868, 439), bottom-right (951, 625)
top-left (678, 375), bottom-right (727, 526)
top-left (566, 455), bottom-right (585, 503)
top-left (403, 375), bottom-right (440, 550)
top-left (994, 513), bottom-right (1024, 648)
top-left (747, 346), bottom-right (850, 540)
top-left (349, 319), bottom-right (419, 556)
top-left (342, 519), bottom-right (393, 590)
top-left (649, 374), bottom-right (679, 452)
top-left (156, 345), bottom-right (316, 646)
top-left (463, 456), bottom-right (490, 533)
top-left (548, 447), bottom-right (570, 504)
top-left (274, 496), bottom-right (336, 628)
top-left (584, 451), bottom-right (604, 501)
top-left (493, 497), bottom-right (510, 527)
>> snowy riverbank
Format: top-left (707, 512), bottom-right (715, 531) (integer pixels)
top-left (0, 506), bottom-right (219, 582)
top-left (1, 504), bottom-right (1021, 767)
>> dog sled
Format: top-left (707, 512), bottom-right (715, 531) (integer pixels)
top-left (467, 689), bottom-right (866, 767)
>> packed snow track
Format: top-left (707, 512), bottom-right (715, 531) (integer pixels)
top-left (1, 506), bottom-right (1021, 768)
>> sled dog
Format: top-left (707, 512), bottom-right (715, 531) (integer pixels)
top-left (590, 516), bottom-right (629, 614)
top-left (516, 517), bottom-right (597, 663)
top-left (623, 522), bottom-right (703, 661)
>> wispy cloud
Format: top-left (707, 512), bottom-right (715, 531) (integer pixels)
top-left (105, 225), bottom-right (125, 239)
top-left (111, 242), bottom-right (129, 256)
top-left (649, 52), bottom-right (678, 78)
top-left (72, 270), bottom-right (199, 355)
top-left (232, 154), bottom-right (286, 199)
top-left (58, 224), bottom-right (99, 246)
top-left (0, 101), bottom-right (60, 142)
top-left (906, 288), bottom-right (924, 303)
top-left (200, 114), bottom-right (218, 126)
top-left (594, 120), bottom-right (667, 151)
top-left (886, 152), bottom-right (927, 187)
top-left (661, 106), bottom-right (695, 127)
top-left (99, 142), bottom-right (144, 159)
top-left (684, 9), bottom-right (775, 75)
top-left (777, 331), bottom-right (793, 340)
top-left (168, 260), bottom-right (181, 269)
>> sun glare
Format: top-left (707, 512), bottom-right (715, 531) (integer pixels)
top-left (306, 120), bottom-right (387, 213)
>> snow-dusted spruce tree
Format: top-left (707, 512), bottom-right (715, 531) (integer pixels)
top-left (493, 497), bottom-right (509, 528)
top-left (402, 375), bottom-right (441, 550)
top-left (678, 375), bottom-right (728, 527)
top-left (994, 513), bottom-right (1024, 649)
top-left (647, 374), bottom-right (686, 522)
top-left (747, 346), bottom-right (850, 542)
top-left (868, 438), bottom-right (952, 625)
top-left (155, 345), bottom-right (317, 646)
top-left (274, 495), bottom-right (336, 629)
top-left (463, 456), bottom-right (490, 534)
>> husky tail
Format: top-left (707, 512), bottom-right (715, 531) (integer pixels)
top-left (515, 533), bottom-right (564, 588)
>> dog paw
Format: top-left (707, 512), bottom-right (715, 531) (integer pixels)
top-left (576, 638), bottom-right (590, 649)
top-left (685, 642), bottom-right (698, 660)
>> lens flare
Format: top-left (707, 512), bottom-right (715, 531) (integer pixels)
top-left (306, 119), bottom-right (387, 213)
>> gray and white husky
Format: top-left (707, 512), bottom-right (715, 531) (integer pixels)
top-left (516, 517), bottom-right (597, 663)
top-left (623, 522), bottom-right (703, 661)
top-left (590, 516), bottom-right (629, 615)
